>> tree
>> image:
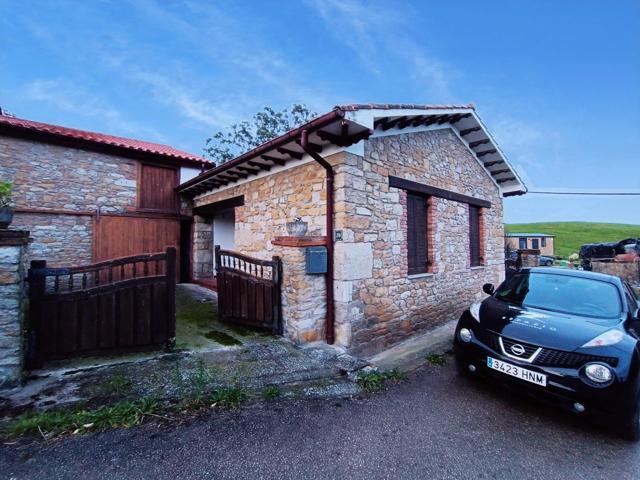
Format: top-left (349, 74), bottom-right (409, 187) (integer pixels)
top-left (204, 104), bottom-right (317, 166)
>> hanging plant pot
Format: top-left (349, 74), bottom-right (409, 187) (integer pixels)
top-left (286, 218), bottom-right (308, 237)
top-left (0, 207), bottom-right (14, 229)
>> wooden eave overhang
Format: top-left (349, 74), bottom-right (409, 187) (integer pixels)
top-left (178, 103), bottom-right (527, 198)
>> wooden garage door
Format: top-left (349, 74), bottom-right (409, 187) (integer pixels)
top-left (93, 216), bottom-right (180, 277)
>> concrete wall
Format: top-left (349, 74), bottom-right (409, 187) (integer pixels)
top-left (505, 236), bottom-right (555, 256)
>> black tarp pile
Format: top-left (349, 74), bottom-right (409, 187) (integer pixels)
top-left (580, 238), bottom-right (639, 269)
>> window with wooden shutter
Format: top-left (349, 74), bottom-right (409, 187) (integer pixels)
top-left (138, 164), bottom-right (179, 212)
top-left (407, 193), bottom-right (429, 275)
top-left (469, 206), bottom-right (481, 267)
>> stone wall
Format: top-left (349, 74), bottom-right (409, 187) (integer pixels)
top-left (592, 260), bottom-right (640, 286)
top-left (333, 128), bottom-right (505, 355)
top-left (192, 159), bottom-right (337, 342)
top-left (0, 134), bottom-right (138, 267)
top-left (191, 128), bottom-right (506, 354)
top-left (0, 230), bottom-right (29, 389)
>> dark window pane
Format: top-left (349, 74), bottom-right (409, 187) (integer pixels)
top-left (469, 206), bottom-right (481, 266)
top-left (407, 194), bottom-right (428, 275)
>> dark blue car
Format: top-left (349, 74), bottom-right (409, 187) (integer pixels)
top-left (454, 268), bottom-right (640, 440)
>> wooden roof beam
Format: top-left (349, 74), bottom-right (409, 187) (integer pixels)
top-left (497, 177), bottom-right (516, 183)
top-left (237, 165), bottom-right (260, 175)
top-left (459, 126), bottom-right (481, 136)
top-left (477, 149), bottom-right (497, 157)
top-left (294, 138), bottom-right (322, 152)
top-left (261, 155), bottom-right (286, 166)
top-left (489, 168), bottom-right (511, 176)
top-left (483, 160), bottom-right (503, 167)
top-left (277, 147), bottom-right (303, 160)
top-left (399, 116), bottom-right (422, 128)
top-left (248, 160), bottom-right (271, 171)
top-left (469, 139), bottom-right (491, 148)
top-left (380, 117), bottom-right (404, 131)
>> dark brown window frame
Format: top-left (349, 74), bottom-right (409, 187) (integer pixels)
top-left (469, 205), bottom-right (482, 267)
top-left (406, 192), bottom-right (430, 275)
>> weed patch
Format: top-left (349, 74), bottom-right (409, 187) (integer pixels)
top-left (426, 353), bottom-right (446, 366)
top-left (97, 374), bottom-right (132, 395)
top-left (4, 397), bottom-right (160, 438)
top-left (357, 369), bottom-right (407, 393)
top-left (262, 385), bottom-right (281, 400)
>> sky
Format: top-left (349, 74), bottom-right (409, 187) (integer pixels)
top-left (1, 0), bottom-right (639, 224)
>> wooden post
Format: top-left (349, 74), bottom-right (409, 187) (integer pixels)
top-left (165, 247), bottom-right (176, 340)
top-left (214, 245), bottom-right (221, 277)
top-left (25, 260), bottom-right (47, 369)
top-left (272, 255), bottom-right (283, 335)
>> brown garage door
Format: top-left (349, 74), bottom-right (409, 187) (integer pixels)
top-left (93, 215), bottom-right (181, 278)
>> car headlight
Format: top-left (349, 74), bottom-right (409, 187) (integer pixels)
top-left (584, 363), bottom-right (613, 384)
top-left (459, 328), bottom-right (473, 343)
top-left (469, 303), bottom-right (481, 322)
top-left (581, 330), bottom-right (624, 348)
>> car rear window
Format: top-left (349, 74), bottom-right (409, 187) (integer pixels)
top-left (495, 272), bottom-right (622, 320)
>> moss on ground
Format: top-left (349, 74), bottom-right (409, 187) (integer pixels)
top-left (204, 330), bottom-right (242, 346)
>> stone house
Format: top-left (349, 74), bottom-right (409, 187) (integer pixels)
top-left (0, 113), bottom-right (209, 278)
top-left (178, 104), bottom-right (527, 355)
top-left (505, 233), bottom-right (555, 256)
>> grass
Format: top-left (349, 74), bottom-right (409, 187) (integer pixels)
top-left (262, 385), bottom-right (281, 400)
top-left (4, 397), bottom-right (160, 438)
top-left (204, 330), bottom-right (242, 346)
top-left (505, 222), bottom-right (640, 259)
top-left (356, 368), bottom-right (407, 393)
top-left (425, 353), bottom-right (446, 366)
top-left (98, 374), bottom-right (132, 395)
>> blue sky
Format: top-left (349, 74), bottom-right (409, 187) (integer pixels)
top-left (1, 0), bottom-right (639, 224)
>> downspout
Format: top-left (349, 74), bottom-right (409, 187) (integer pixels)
top-left (300, 129), bottom-right (335, 344)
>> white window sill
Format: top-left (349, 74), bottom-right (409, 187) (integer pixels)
top-left (470, 266), bottom-right (485, 270)
top-left (408, 272), bottom-right (435, 280)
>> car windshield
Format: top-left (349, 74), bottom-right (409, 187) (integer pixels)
top-left (494, 272), bottom-right (622, 320)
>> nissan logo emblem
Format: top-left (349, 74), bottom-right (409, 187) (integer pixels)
top-left (510, 344), bottom-right (526, 356)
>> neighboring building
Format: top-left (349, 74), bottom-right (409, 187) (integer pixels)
top-left (0, 113), bottom-right (210, 279)
top-left (178, 104), bottom-right (527, 355)
top-left (505, 233), bottom-right (555, 256)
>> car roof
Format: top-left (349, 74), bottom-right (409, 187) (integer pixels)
top-left (520, 267), bottom-right (623, 286)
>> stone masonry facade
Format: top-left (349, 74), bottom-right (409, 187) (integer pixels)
top-left (193, 160), bottom-right (333, 343)
top-left (0, 135), bottom-right (137, 267)
top-left (192, 127), bottom-right (505, 354)
top-left (334, 129), bottom-right (504, 355)
top-left (0, 231), bottom-right (29, 389)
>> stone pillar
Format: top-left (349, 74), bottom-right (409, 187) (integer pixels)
top-left (193, 215), bottom-right (213, 279)
top-left (271, 236), bottom-right (327, 344)
top-left (0, 230), bottom-right (30, 389)
top-left (518, 249), bottom-right (540, 268)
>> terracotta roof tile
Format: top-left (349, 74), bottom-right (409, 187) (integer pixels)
top-left (0, 114), bottom-right (209, 166)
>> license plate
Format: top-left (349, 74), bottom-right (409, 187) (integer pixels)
top-left (487, 357), bottom-right (547, 387)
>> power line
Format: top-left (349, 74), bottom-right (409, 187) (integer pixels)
top-left (526, 191), bottom-right (640, 196)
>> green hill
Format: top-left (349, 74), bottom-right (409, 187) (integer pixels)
top-left (505, 222), bottom-right (640, 258)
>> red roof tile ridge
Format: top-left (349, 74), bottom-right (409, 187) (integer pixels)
top-left (0, 113), bottom-right (208, 164)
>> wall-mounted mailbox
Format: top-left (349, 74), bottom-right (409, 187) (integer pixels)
top-left (305, 246), bottom-right (327, 274)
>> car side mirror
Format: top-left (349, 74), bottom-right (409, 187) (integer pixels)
top-left (482, 283), bottom-right (495, 295)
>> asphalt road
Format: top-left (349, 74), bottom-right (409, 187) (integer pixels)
top-left (2, 360), bottom-right (639, 480)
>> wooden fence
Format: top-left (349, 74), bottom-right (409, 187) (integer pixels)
top-left (215, 246), bottom-right (282, 334)
top-left (26, 247), bottom-right (176, 368)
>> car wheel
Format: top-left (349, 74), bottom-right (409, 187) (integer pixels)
top-left (621, 396), bottom-right (640, 441)
top-left (455, 356), bottom-right (471, 377)
top-left (545, 260), bottom-right (553, 266)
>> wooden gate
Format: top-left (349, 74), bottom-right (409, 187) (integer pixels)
top-left (215, 246), bottom-right (282, 334)
top-left (26, 248), bottom-right (176, 368)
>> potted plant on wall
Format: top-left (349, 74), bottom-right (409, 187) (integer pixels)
top-left (0, 181), bottom-right (15, 229)
top-left (286, 216), bottom-right (308, 237)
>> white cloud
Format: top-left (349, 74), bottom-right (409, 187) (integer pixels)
top-left (305, 0), bottom-right (454, 98)
top-left (23, 79), bottom-right (167, 141)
